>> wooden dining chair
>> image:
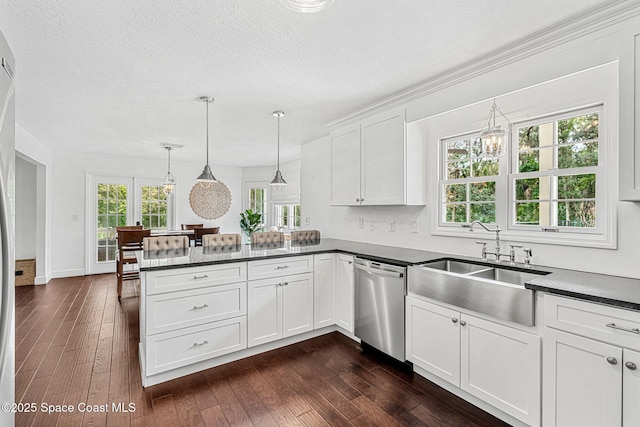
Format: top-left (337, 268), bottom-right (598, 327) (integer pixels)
top-left (116, 225), bottom-right (143, 231)
top-left (181, 224), bottom-right (203, 245)
top-left (116, 229), bottom-right (150, 302)
top-left (194, 227), bottom-right (220, 246)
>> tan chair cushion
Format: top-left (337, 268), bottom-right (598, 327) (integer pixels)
top-left (202, 233), bottom-right (241, 247)
top-left (143, 235), bottom-right (189, 251)
top-left (250, 231), bottom-right (284, 244)
top-left (291, 230), bottom-right (321, 241)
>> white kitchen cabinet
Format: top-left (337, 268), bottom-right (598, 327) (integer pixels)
top-left (330, 124), bottom-right (361, 205)
top-left (406, 295), bottom-right (541, 427)
top-left (543, 294), bottom-right (640, 426)
top-left (460, 313), bottom-right (540, 427)
top-left (406, 296), bottom-right (460, 385)
top-left (313, 254), bottom-right (335, 329)
top-left (335, 254), bottom-right (355, 333)
top-left (330, 108), bottom-right (425, 206)
top-left (247, 272), bottom-right (314, 348)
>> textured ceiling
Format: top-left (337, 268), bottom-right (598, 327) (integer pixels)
top-left (0, 0), bottom-right (616, 167)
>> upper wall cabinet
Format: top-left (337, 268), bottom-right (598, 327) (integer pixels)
top-left (620, 31), bottom-right (640, 200)
top-left (330, 108), bottom-right (426, 206)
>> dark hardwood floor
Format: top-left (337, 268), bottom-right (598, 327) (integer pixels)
top-left (14, 274), bottom-right (510, 426)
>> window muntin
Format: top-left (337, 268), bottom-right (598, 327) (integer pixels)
top-left (248, 187), bottom-right (268, 226)
top-left (274, 204), bottom-right (301, 230)
top-left (511, 108), bottom-right (600, 232)
top-left (441, 135), bottom-right (499, 225)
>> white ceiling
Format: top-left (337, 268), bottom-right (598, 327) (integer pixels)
top-left (1, 0), bottom-right (616, 167)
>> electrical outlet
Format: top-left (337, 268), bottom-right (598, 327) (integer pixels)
top-left (410, 221), bottom-right (418, 233)
top-left (369, 220), bottom-right (375, 231)
top-left (71, 214), bottom-right (78, 222)
top-left (305, 217), bottom-right (310, 225)
top-left (388, 220), bottom-right (395, 232)
top-left (358, 218), bottom-right (364, 229)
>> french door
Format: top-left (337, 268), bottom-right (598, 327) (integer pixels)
top-left (86, 174), bottom-right (174, 275)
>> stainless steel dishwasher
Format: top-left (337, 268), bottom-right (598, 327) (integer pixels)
top-left (354, 258), bottom-right (406, 362)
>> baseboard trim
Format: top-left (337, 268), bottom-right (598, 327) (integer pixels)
top-left (51, 268), bottom-right (85, 279)
top-left (34, 274), bottom-right (50, 285)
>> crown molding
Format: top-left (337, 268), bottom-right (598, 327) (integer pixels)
top-left (326, 0), bottom-right (640, 129)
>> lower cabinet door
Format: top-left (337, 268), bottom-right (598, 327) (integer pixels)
top-left (406, 296), bottom-right (460, 386)
top-left (624, 349), bottom-right (640, 426)
top-left (543, 327), bottom-right (622, 427)
top-left (145, 316), bottom-right (247, 375)
top-left (282, 273), bottom-right (314, 338)
top-left (313, 254), bottom-right (335, 329)
top-left (335, 254), bottom-right (355, 333)
top-left (461, 314), bottom-right (541, 426)
top-left (248, 278), bottom-right (282, 347)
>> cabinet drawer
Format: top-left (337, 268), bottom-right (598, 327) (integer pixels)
top-left (248, 256), bottom-right (312, 280)
top-left (145, 316), bottom-right (247, 375)
top-left (146, 283), bottom-right (247, 335)
top-left (145, 262), bottom-right (247, 295)
top-left (544, 294), bottom-right (640, 350)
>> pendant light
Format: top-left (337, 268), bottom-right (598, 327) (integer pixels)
top-left (270, 111), bottom-right (287, 191)
top-left (162, 144), bottom-right (176, 195)
top-left (480, 99), bottom-right (512, 159)
top-left (196, 96), bottom-right (217, 185)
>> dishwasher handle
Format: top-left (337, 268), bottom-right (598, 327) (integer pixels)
top-left (355, 262), bottom-right (404, 278)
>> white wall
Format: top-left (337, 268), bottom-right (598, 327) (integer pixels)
top-left (15, 156), bottom-right (36, 260)
top-left (301, 13), bottom-right (640, 279)
top-left (15, 124), bottom-right (52, 284)
top-left (51, 151), bottom-right (243, 278)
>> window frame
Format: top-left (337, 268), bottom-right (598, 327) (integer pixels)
top-left (438, 132), bottom-right (504, 229)
top-left (508, 105), bottom-right (604, 236)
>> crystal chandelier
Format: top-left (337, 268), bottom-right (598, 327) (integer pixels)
top-left (480, 99), bottom-right (512, 159)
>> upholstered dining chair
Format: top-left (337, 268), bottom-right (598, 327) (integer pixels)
top-left (290, 230), bottom-right (321, 242)
top-left (194, 227), bottom-right (220, 246)
top-left (116, 228), bottom-right (151, 302)
top-left (250, 231), bottom-right (285, 244)
top-left (202, 233), bottom-right (241, 247)
top-left (143, 235), bottom-right (189, 251)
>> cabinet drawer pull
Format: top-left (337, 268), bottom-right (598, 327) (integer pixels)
top-left (607, 356), bottom-right (618, 365)
top-left (192, 340), bottom-right (209, 348)
top-left (275, 265), bottom-right (289, 270)
top-left (605, 323), bottom-right (640, 334)
top-left (451, 318), bottom-right (458, 323)
top-left (192, 304), bottom-right (209, 311)
top-left (626, 362), bottom-right (637, 371)
top-left (193, 274), bottom-right (209, 280)
top-left (460, 320), bottom-right (467, 326)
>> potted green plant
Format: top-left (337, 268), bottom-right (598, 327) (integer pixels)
top-left (240, 209), bottom-right (263, 243)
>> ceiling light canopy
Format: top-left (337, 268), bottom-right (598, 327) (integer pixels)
top-left (480, 99), bottom-right (512, 159)
top-left (275, 0), bottom-right (334, 13)
top-left (270, 111), bottom-right (287, 191)
top-left (196, 96), bottom-right (218, 185)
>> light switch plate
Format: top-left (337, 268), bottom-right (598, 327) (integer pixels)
top-left (410, 221), bottom-right (418, 233)
top-left (305, 217), bottom-right (310, 225)
top-left (369, 220), bottom-right (375, 231)
top-left (389, 220), bottom-right (395, 232)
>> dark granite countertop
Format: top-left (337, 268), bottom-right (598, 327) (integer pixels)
top-left (137, 238), bottom-right (640, 311)
top-left (138, 238), bottom-right (444, 271)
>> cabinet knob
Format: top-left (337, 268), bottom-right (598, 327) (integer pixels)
top-left (460, 320), bottom-right (467, 326)
top-left (626, 362), bottom-right (637, 370)
top-left (348, 261), bottom-right (353, 264)
top-left (607, 356), bottom-right (618, 365)
top-left (451, 318), bottom-right (458, 323)
top-left (283, 281), bottom-right (289, 286)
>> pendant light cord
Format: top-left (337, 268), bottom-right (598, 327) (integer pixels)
top-left (276, 114), bottom-right (280, 170)
top-left (206, 100), bottom-right (210, 166)
top-left (167, 147), bottom-right (171, 173)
